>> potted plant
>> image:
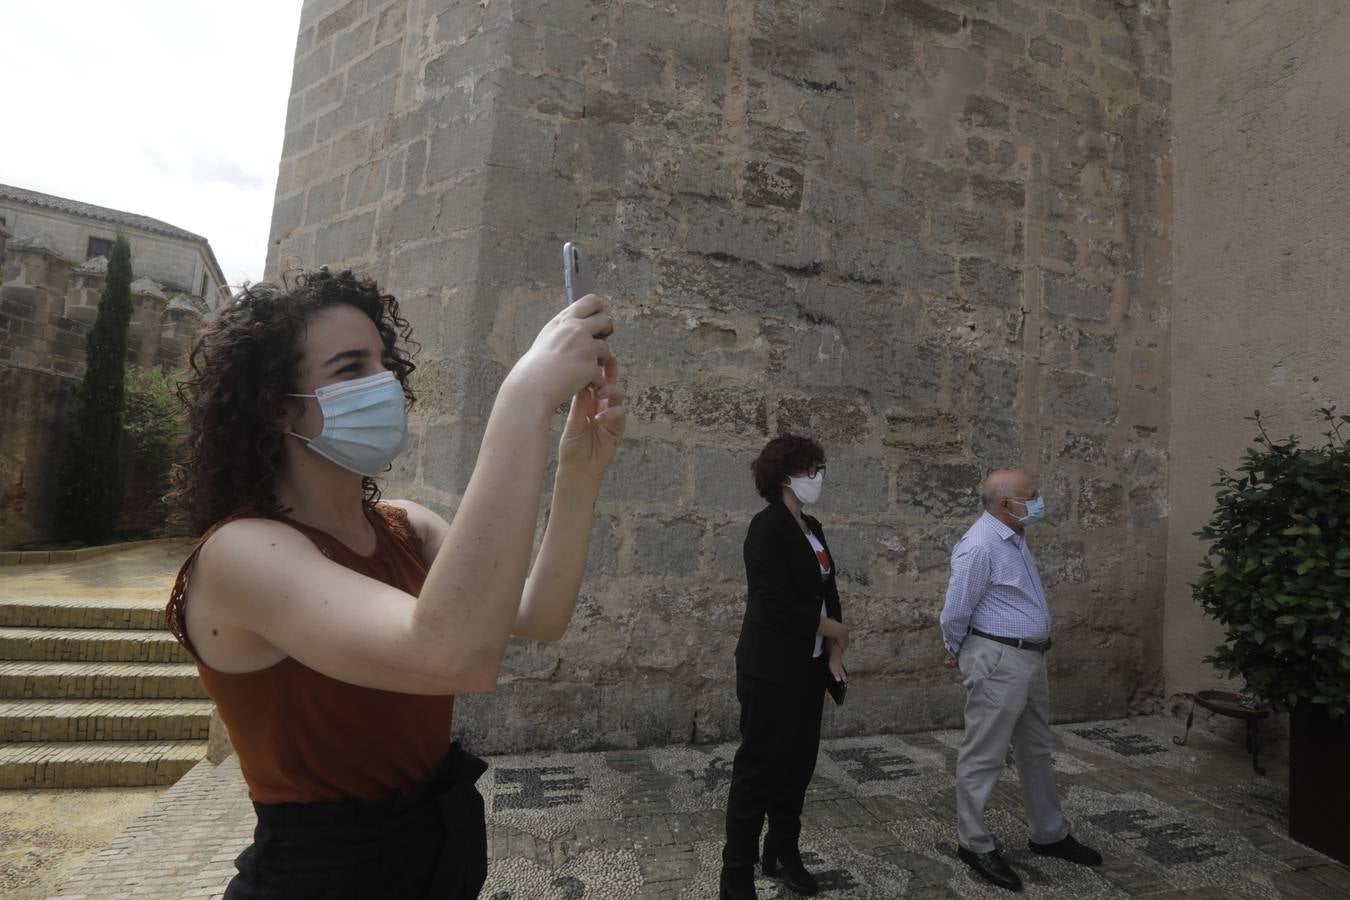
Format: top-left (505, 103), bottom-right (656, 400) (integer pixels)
top-left (1192, 408), bottom-right (1350, 865)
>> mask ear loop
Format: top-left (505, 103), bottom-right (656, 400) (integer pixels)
top-left (284, 391), bottom-right (318, 445)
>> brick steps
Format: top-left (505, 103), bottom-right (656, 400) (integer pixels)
top-left (0, 566), bottom-right (211, 787)
top-left (0, 698), bottom-right (213, 742)
top-left (0, 595), bottom-right (165, 630)
top-left (0, 626), bottom-right (192, 663)
top-left (0, 740), bottom-right (207, 788)
top-left (0, 661), bottom-right (207, 700)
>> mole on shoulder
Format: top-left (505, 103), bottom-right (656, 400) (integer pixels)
top-left (212, 629), bottom-right (219, 636)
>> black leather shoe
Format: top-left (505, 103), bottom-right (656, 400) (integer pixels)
top-left (719, 865), bottom-right (757, 900)
top-left (1029, 833), bottom-right (1102, 866)
top-left (762, 844), bottom-right (820, 896)
top-left (957, 846), bottom-right (1023, 891)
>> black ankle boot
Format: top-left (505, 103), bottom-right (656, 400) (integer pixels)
top-left (762, 843), bottom-right (819, 896)
top-left (719, 865), bottom-right (757, 900)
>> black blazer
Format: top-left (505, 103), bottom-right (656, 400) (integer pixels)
top-left (734, 499), bottom-right (844, 685)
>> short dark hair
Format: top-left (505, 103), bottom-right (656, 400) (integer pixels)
top-left (750, 434), bottom-right (825, 501)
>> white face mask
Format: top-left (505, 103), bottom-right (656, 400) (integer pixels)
top-left (786, 471), bottom-right (824, 506)
top-left (287, 371), bottom-right (410, 476)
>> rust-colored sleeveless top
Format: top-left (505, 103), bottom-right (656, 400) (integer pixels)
top-left (167, 503), bottom-right (455, 805)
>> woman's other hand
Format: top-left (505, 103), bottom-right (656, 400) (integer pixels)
top-left (557, 354), bottom-right (625, 483)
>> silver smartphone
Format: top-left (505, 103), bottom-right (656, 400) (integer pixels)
top-left (563, 242), bottom-right (593, 305)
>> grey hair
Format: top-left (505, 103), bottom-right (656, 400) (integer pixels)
top-left (980, 484), bottom-right (1002, 510)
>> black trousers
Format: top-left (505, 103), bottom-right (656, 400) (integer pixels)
top-left (722, 658), bottom-right (827, 869)
top-left (224, 743), bottom-right (488, 899)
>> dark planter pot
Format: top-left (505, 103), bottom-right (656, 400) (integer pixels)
top-left (1289, 705), bottom-right (1350, 865)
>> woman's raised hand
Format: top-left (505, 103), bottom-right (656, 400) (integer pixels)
top-left (506, 294), bottom-right (616, 412)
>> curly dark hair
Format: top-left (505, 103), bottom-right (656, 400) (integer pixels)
top-left (750, 434), bottom-right (826, 501)
top-left (170, 268), bottom-right (418, 534)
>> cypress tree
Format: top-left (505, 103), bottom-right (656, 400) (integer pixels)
top-left (57, 234), bottom-right (134, 543)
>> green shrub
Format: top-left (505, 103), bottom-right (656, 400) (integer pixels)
top-left (1192, 408), bottom-right (1350, 719)
top-left (123, 366), bottom-right (183, 515)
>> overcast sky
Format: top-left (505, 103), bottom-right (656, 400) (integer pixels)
top-left (4, 2), bottom-right (303, 287)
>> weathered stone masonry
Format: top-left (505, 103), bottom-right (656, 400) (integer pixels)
top-left (268, 0), bottom-right (1172, 752)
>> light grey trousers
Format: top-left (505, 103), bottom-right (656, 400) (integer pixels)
top-left (956, 634), bottom-right (1069, 853)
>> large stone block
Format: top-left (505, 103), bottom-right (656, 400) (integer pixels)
top-left (820, 524), bottom-right (896, 587)
top-left (774, 394), bottom-right (873, 447)
top-left (693, 447), bottom-right (762, 513)
top-left (859, 341), bottom-right (945, 406)
top-left (775, 321), bottom-right (848, 387)
top-left (814, 455), bottom-right (889, 515)
top-left (632, 383), bottom-right (769, 436)
top-left (348, 40), bottom-right (403, 91)
top-left (453, 682), bottom-right (601, 753)
top-left (833, 236), bottom-right (954, 291)
top-left (1032, 537), bottom-right (1087, 587)
top-left (881, 0), bottom-right (963, 35)
top-left (956, 355), bottom-right (1020, 411)
top-left (313, 211), bottom-right (376, 264)
top-left (633, 518), bottom-right (704, 576)
top-left (422, 418), bottom-right (486, 496)
top-left (744, 162), bottom-right (805, 211)
top-left (1041, 370), bottom-right (1119, 423)
top-left (1061, 430), bottom-right (1108, 464)
top-left (584, 516), bottom-right (618, 577)
top-left (1078, 477), bottom-right (1125, 529)
top-left (884, 411), bottom-right (963, 453)
top-left (685, 203), bottom-right (822, 270)
top-left (931, 206), bottom-right (1007, 255)
top-left (620, 4), bottom-right (729, 65)
top-left (305, 175), bottom-right (347, 224)
top-left (958, 258), bottom-right (1021, 308)
top-left (597, 678), bottom-right (695, 747)
top-left (750, 38), bottom-right (854, 95)
top-left (963, 95), bottom-right (1011, 131)
top-left (970, 417), bottom-right (1022, 463)
top-left (656, 253), bottom-right (791, 315)
top-left (1044, 273), bottom-right (1111, 322)
top-left (712, 522), bottom-right (746, 582)
top-left (896, 462), bottom-right (983, 520)
top-left (598, 440), bottom-right (683, 504)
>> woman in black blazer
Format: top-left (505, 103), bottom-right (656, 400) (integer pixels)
top-left (720, 435), bottom-right (848, 900)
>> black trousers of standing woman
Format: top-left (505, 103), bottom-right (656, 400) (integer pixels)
top-left (722, 656), bottom-right (828, 869)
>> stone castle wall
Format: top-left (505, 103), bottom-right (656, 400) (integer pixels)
top-left (269, 0), bottom-right (1172, 751)
top-left (0, 242), bottom-right (203, 546)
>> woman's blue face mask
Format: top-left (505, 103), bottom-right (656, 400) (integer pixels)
top-left (287, 370), bottom-right (409, 476)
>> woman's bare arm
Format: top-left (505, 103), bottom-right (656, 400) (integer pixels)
top-left (188, 296), bottom-right (616, 694)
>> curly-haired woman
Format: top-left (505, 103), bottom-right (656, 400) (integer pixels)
top-left (720, 435), bottom-right (847, 900)
top-left (166, 268), bottom-right (623, 898)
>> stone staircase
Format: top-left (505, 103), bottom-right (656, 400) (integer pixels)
top-left (0, 594), bottom-right (209, 788)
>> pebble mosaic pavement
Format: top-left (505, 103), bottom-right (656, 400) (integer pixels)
top-left (49, 715), bottom-right (1350, 899)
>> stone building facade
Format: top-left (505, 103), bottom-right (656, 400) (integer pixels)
top-left (0, 188), bottom-right (226, 547)
top-left (263, 0), bottom-right (1183, 752)
top-left (0, 184), bottom-right (228, 311)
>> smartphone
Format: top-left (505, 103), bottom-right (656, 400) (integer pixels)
top-left (563, 242), bottom-right (593, 305)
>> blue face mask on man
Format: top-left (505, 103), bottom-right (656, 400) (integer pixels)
top-left (1009, 495), bottom-right (1047, 526)
top-left (287, 370), bottom-right (409, 476)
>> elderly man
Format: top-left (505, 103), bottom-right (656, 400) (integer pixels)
top-left (939, 469), bottom-right (1101, 892)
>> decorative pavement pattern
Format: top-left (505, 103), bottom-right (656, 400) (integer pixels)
top-left (49, 716), bottom-right (1350, 899)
